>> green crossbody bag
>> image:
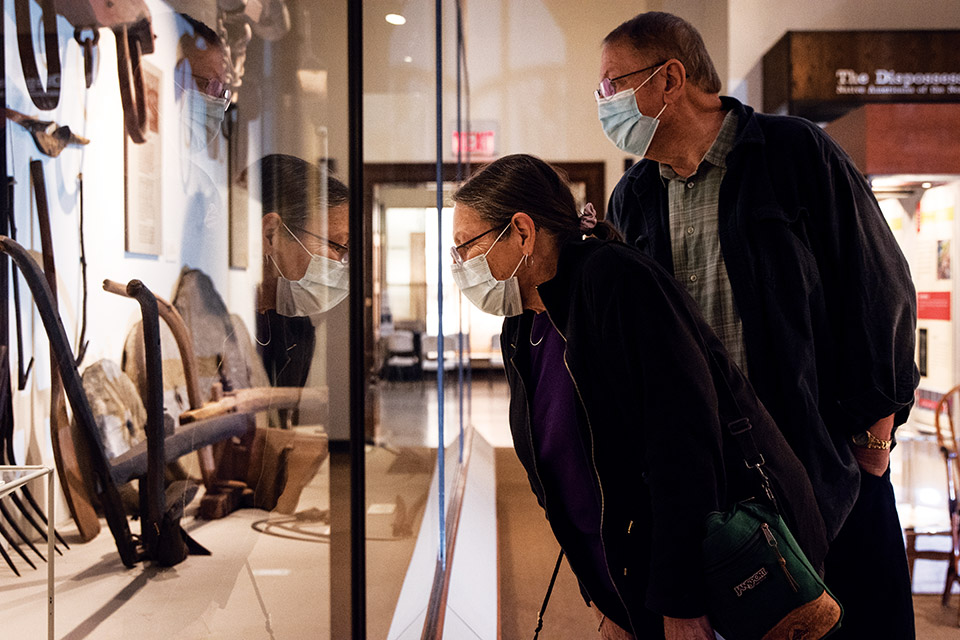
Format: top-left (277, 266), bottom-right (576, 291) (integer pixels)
top-left (700, 342), bottom-right (842, 640)
top-left (702, 499), bottom-right (842, 640)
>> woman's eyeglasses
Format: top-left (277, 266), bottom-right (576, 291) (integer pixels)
top-left (290, 225), bottom-right (349, 264)
top-left (450, 225), bottom-right (509, 266)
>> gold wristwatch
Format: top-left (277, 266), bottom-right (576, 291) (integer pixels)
top-left (850, 430), bottom-right (894, 450)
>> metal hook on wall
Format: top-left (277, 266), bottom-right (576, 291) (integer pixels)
top-left (73, 27), bottom-right (100, 89)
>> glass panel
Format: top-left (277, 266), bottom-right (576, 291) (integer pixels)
top-left (2, 1), bottom-right (348, 637)
top-left (365, 2), bottom-right (473, 637)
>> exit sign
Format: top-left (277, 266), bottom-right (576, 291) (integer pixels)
top-left (451, 120), bottom-right (498, 157)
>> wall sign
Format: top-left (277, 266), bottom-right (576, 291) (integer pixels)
top-left (917, 291), bottom-right (951, 321)
top-left (450, 120), bottom-right (498, 158)
top-left (763, 31), bottom-right (960, 122)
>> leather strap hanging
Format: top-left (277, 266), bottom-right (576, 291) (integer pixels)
top-left (58, 1), bottom-right (154, 143)
top-left (114, 18), bottom-right (154, 144)
top-left (14, 0), bottom-right (61, 111)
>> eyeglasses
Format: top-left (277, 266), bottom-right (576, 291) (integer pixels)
top-left (450, 225), bottom-right (505, 266)
top-left (289, 225), bottom-right (350, 264)
top-left (193, 75), bottom-right (232, 102)
top-left (595, 60), bottom-right (668, 99)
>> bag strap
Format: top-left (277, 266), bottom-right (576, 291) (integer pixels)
top-left (532, 548), bottom-right (564, 640)
top-left (698, 333), bottom-right (780, 511)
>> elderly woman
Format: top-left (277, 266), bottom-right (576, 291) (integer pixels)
top-left (450, 154), bottom-right (828, 640)
top-left (256, 153), bottom-right (350, 389)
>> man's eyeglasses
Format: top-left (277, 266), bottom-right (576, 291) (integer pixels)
top-left (450, 225), bottom-right (503, 266)
top-left (290, 225), bottom-right (350, 264)
top-left (595, 60), bottom-right (668, 99)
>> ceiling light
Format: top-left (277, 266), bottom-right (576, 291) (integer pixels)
top-left (385, 14), bottom-right (406, 25)
top-left (922, 182), bottom-right (932, 189)
top-left (403, 56), bottom-right (413, 63)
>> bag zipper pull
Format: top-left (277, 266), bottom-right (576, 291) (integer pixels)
top-left (761, 523), bottom-right (799, 592)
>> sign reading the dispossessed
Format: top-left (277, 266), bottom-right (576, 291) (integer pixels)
top-left (762, 31), bottom-right (960, 123)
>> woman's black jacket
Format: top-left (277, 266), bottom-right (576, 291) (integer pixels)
top-left (501, 237), bottom-right (828, 628)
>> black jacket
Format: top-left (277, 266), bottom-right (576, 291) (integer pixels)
top-left (502, 238), bottom-right (827, 631)
top-left (608, 97), bottom-right (919, 540)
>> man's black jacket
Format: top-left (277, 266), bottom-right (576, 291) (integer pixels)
top-left (607, 97), bottom-right (920, 541)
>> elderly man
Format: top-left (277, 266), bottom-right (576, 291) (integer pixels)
top-left (597, 11), bottom-right (918, 640)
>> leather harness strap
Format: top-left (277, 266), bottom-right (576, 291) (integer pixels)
top-left (115, 18), bottom-right (154, 144)
top-left (14, 0), bottom-right (61, 111)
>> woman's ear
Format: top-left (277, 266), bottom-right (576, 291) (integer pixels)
top-left (511, 212), bottom-right (537, 255)
top-left (262, 212), bottom-right (281, 256)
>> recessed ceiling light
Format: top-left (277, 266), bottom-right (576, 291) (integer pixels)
top-left (403, 56), bottom-right (413, 63)
top-left (385, 14), bottom-right (406, 25)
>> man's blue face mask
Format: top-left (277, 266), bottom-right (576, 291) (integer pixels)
top-left (596, 64), bottom-right (667, 157)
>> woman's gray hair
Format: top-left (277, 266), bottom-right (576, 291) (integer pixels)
top-left (604, 12), bottom-right (722, 94)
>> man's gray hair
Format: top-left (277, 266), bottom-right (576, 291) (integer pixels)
top-left (604, 12), bottom-right (721, 95)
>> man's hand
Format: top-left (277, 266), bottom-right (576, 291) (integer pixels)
top-left (851, 446), bottom-right (889, 477)
top-left (663, 614), bottom-right (714, 640)
top-left (852, 414), bottom-right (895, 477)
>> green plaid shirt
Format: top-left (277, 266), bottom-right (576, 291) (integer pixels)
top-left (659, 110), bottom-right (747, 372)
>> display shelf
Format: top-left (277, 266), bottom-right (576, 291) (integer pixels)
top-left (0, 465), bottom-right (55, 640)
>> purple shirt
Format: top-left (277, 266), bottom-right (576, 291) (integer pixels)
top-left (526, 312), bottom-right (621, 613)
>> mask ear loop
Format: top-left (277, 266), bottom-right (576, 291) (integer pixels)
top-left (268, 253), bottom-right (289, 280)
top-left (508, 253), bottom-right (528, 279)
top-left (482, 223), bottom-right (513, 258)
top-left (282, 221), bottom-right (320, 260)
top-left (639, 62), bottom-right (669, 120)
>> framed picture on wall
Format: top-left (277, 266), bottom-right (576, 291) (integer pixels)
top-left (226, 107), bottom-right (249, 269)
top-left (124, 61), bottom-right (163, 255)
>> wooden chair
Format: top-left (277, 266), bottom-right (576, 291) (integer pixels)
top-left (921, 384), bottom-right (960, 625)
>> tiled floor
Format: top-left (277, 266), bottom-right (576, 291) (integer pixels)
top-left (0, 376), bottom-right (958, 638)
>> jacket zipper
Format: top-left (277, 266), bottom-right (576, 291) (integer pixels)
top-left (507, 342), bottom-right (550, 524)
top-left (541, 308), bottom-right (629, 611)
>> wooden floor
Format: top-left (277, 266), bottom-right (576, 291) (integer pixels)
top-left (495, 446), bottom-right (960, 640)
top-left (496, 447), bottom-right (597, 640)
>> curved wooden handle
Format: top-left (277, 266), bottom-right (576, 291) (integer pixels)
top-left (103, 278), bottom-right (203, 410)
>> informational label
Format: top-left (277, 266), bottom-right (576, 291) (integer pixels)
top-left (124, 62), bottom-right (163, 255)
top-left (918, 291), bottom-right (951, 321)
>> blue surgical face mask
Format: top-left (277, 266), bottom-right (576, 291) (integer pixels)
top-left (181, 88), bottom-right (228, 153)
top-left (450, 224), bottom-right (526, 317)
top-left (272, 223), bottom-right (350, 317)
top-left (597, 65), bottom-right (667, 157)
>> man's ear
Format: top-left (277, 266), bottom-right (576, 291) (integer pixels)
top-left (263, 212), bottom-right (282, 256)
top-left (662, 59), bottom-right (687, 102)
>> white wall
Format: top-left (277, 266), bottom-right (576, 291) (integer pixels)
top-left (4, 0), bottom-right (263, 517)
